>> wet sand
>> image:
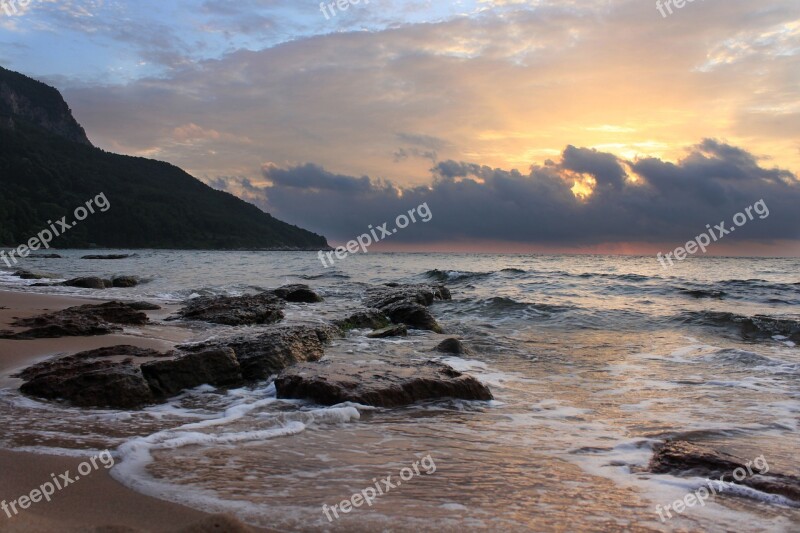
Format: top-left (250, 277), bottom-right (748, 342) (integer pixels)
top-left (0, 290), bottom-right (259, 532)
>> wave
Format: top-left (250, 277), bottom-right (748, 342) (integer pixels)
top-left (677, 287), bottom-right (727, 299)
top-left (424, 269), bottom-right (493, 282)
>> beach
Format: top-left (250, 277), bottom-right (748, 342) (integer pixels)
top-left (0, 290), bottom-right (258, 532)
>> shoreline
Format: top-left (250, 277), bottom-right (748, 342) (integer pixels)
top-left (0, 289), bottom-right (260, 532)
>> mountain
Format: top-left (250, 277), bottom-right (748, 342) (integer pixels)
top-left (0, 66), bottom-right (328, 250)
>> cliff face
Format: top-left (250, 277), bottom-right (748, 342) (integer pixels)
top-left (0, 67), bottom-right (329, 250)
top-left (0, 66), bottom-right (91, 145)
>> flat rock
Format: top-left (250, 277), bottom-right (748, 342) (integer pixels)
top-left (30, 253), bottom-right (62, 258)
top-left (275, 360), bottom-right (493, 408)
top-left (142, 348), bottom-right (242, 398)
top-left (367, 325), bottom-right (408, 338)
top-left (0, 301), bottom-right (149, 339)
top-left (181, 324), bottom-right (338, 381)
top-left (649, 440), bottom-right (800, 503)
top-left (273, 284), bottom-right (323, 303)
top-left (14, 270), bottom-right (46, 280)
top-left (174, 293), bottom-right (285, 326)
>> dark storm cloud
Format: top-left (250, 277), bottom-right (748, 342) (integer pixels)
top-left (212, 140), bottom-right (800, 245)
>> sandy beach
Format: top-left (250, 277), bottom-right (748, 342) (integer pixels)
top-left (0, 290), bottom-right (257, 532)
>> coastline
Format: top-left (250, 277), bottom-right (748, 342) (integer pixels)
top-left (0, 289), bottom-right (261, 532)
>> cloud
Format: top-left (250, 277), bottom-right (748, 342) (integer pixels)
top-left (210, 140), bottom-right (800, 249)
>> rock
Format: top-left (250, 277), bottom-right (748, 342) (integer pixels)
top-left (362, 284), bottom-right (450, 333)
top-left (334, 309), bottom-right (390, 331)
top-left (273, 284), bottom-right (323, 303)
top-left (20, 358), bottom-right (155, 409)
top-left (14, 270), bottom-right (46, 280)
top-left (0, 302), bottom-right (149, 339)
top-left (367, 325), bottom-right (408, 338)
top-left (381, 301), bottom-right (442, 333)
top-left (16, 345), bottom-right (170, 382)
top-left (435, 338), bottom-right (471, 354)
top-left (181, 324), bottom-right (337, 381)
top-left (142, 348), bottom-right (242, 398)
top-left (174, 293), bottom-right (284, 326)
top-left (63, 276), bottom-right (112, 289)
top-left (31, 253), bottom-right (62, 258)
top-left (275, 360), bottom-right (493, 408)
top-left (81, 254), bottom-right (134, 260)
top-left (112, 276), bottom-right (139, 288)
top-left (649, 440), bottom-right (800, 503)
top-left (127, 301), bottom-right (162, 311)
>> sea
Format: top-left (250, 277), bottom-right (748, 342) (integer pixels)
top-left (0, 251), bottom-right (798, 532)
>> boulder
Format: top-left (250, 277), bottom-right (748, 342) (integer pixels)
top-left (0, 301), bottom-right (149, 339)
top-left (174, 293), bottom-right (285, 326)
top-left (14, 270), bottom-right (46, 280)
top-left (273, 284), bottom-right (323, 303)
top-left (435, 338), bottom-right (471, 354)
top-left (649, 440), bottom-right (800, 503)
top-left (367, 325), bottom-right (408, 338)
top-left (142, 348), bottom-right (242, 398)
top-left (334, 309), bottom-right (390, 331)
top-left (381, 301), bottom-right (442, 333)
top-left (181, 324), bottom-right (337, 381)
top-left (63, 276), bottom-right (112, 289)
top-left (275, 360), bottom-right (493, 408)
top-left (127, 301), bottom-right (162, 311)
top-left (20, 358), bottom-right (155, 409)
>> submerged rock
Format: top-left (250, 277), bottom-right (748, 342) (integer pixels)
top-left (273, 284), bottom-right (323, 303)
top-left (81, 254), bottom-right (134, 260)
top-left (142, 348), bottom-right (242, 398)
top-left (367, 324), bottom-right (408, 338)
top-left (678, 311), bottom-right (800, 342)
top-left (0, 301), bottom-right (149, 339)
top-left (13, 270), bottom-right (46, 280)
top-left (435, 338), bottom-right (471, 354)
top-left (275, 360), bottom-right (493, 408)
top-left (174, 293), bottom-right (285, 326)
top-left (649, 440), bottom-right (800, 503)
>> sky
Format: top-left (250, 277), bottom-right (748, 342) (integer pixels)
top-left (1, 0), bottom-right (799, 255)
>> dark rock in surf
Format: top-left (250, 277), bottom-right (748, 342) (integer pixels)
top-left (435, 338), bottom-right (471, 355)
top-left (142, 348), bottom-right (242, 398)
top-left (273, 284), bottom-right (323, 303)
top-left (112, 275), bottom-right (139, 288)
top-left (13, 270), bottom-right (46, 280)
top-left (174, 292), bottom-right (285, 326)
top-left (649, 440), bottom-right (800, 503)
top-left (81, 254), bottom-right (134, 260)
top-left (362, 284), bottom-right (450, 333)
top-left (275, 360), bottom-right (493, 408)
top-left (63, 276), bottom-right (112, 289)
top-left (334, 309), bottom-right (390, 331)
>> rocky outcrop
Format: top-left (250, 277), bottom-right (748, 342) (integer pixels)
top-left (362, 284), bottom-right (450, 333)
top-left (182, 324), bottom-right (338, 381)
top-left (142, 348), bottom-right (242, 398)
top-left (174, 293), bottom-right (285, 326)
top-left (275, 360), bottom-right (493, 408)
top-left (63, 276), bottom-right (112, 289)
top-left (649, 440), bottom-right (800, 503)
top-left (273, 284), bottom-right (323, 303)
top-left (0, 301), bottom-right (149, 339)
top-left (367, 325), bottom-right (408, 338)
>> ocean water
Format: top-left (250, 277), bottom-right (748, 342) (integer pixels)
top-left (0, 251), bottom-right (799, 532)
